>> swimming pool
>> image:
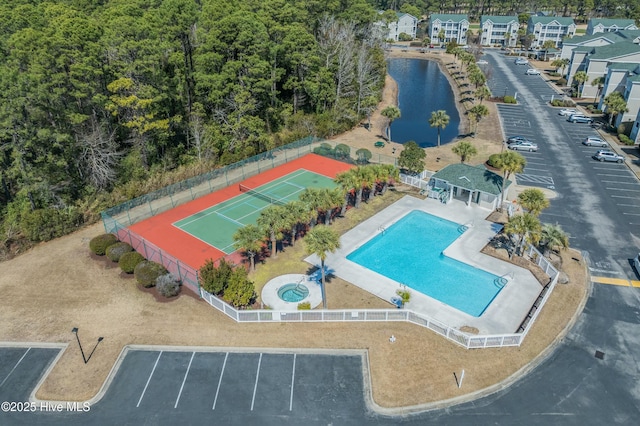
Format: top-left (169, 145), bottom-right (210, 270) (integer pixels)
top-left (346, 210), bottom-right (502, 317)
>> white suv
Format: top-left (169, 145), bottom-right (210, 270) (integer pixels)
top-left (593, 150), bottom-right (624, 163)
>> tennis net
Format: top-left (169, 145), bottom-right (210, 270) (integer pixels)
top-left (239, 184), bottom-right (288, 206)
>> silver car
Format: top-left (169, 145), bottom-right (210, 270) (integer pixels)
top-left (582, 137), bottom-right (608, 147)
top-left (593, 150), bottom-right (624, 163)
top-left (558, 108), bottom-right (578, 116)
top-left (508, 141), bottom-right (538, 152)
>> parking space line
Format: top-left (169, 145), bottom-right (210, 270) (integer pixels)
top-left (616, 203), bottom-right (640, 207)
top-left (289, 354), bottom-right (296, 411)
top-left (601, 180), bottom-right (637, 184)
top-left (606, 187), bottom-right (640, 192)
top-left (212, 352), bottom-right (228, 410)
top-left (0, 347), bottom-right (30, 388)
top-left (612, 195), bottom-right (637, 199)
top-left (250, 353), bottom-right (263, 411)
top-left (174, 351), bottom-right (195, 409)
top-left (623, 212), bottom-right (640, 216)
top-left (597, 173), bottom-right (634, 177)
top-left (137, 351), bottom-right (162, 408)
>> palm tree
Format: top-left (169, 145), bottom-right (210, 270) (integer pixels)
top-left (603, 91), bottom-right (629, 126)
top-left (256, 205), bottom-right (289, 258)
top-left (334, 170), bottom-right (359, 215)
top-left (540, 223), bottom-right (570, 256)
top-left (517, 188), bottom-right (550, 216)
top-left (468, 104), bottom-right (489, 133)
top-left (551, 58), bottom-right (569, 75)
top-left (573, 71), bottom-right (588, 97)
top-left (494, 151), bottom-right (526, 210)
top-left (451, 140), bottom-right (477, 163)
top-left (381, 106), bottom-right (401, 142)
top-left (353, 166), bottom-right (375, 208)
top-left (468, 69), bottom-right (487, 88)
top-left (591, 76), bottom-right (605, 105)
top-left (437, 28), bottom-right (445, 45)
top-left (232, 224), bottom-right (265, 271)
top-left (300, 188), bottom-right (324, 227)
top-left (475, 85), bottom-right (491, 104)
top-left (541, 40), bottom-right (555, 61)
top-left (322, 188), bottom-right (344, 224)
top-left (504, 213), bottom-right (541, 257)
top-left (379, 164), bottom-right (399, 195)
top-left (284, 200), bottom-right (313, 246)
top-left (429, 110), bottom-right (450, 147)
top-left (304, 225), bottom-right (341, 309)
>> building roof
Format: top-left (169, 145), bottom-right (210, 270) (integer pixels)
top-left (529, 16), bottom-right (575, 26)
top-left (563, 32), bottom-right (625, 45)
top-left (588, 41), bottom-right (640, 60)
top-left (616, 29), bottom-right (640, 40)
top-left (480, 15), bottom-right (518, 25)
top-left (430, 14), bottom-right (469, 23)
top-left (395, 12), bottom-right (417, 21)
top-left (590, 18), bottom-right (636, 28)
top-left (431, 164), bottom-right (510, 196)
top-left (607, 62), bottom-right (640, 72)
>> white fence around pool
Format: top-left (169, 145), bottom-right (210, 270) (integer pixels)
top-left (199, 244), bottom-right (559, 350)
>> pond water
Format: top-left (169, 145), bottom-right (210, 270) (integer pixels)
top-left (387, 58), bottom-right (461, 147)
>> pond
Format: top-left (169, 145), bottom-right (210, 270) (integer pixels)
top-left (387, 58), bottom-right (461, 148)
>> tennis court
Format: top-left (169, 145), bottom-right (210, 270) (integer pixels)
top-left (173, 169), bottom-right (337, 254)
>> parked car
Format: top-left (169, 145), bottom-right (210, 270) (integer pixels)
top-left (525, 68), bottom-right (540, 75)
top-left (507, 136), bottom-right (531, 144)
top-left (476, 59), bottom-right (489, 65)
top-left (558, 108), bottom-right (578, 116)
top-left (508, 141), bottom-right (538, 152)
top-left (582, 137), bottom-right (608, 147)
top-left (514, 58), bottom-right (528, 65)
top-left (567, 114), bottom-right (594, 123)
top-left (593, 150), bottom-right (624, 163)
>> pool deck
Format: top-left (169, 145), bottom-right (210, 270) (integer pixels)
top-left (305, 195), bottom-right (542, 335)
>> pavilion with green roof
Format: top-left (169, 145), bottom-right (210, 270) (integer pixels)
top-left (429, 164), bottom-right (511, 210)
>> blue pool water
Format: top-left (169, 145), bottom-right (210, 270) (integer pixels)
top-left (346, 211), bottom-right (501, 317)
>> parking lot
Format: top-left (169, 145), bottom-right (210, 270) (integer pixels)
top-left (485, 50), bottom-right (640, 280)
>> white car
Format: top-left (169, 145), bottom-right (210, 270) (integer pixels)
top-left (582, 137), bottom-right (608, 147)
top-left (525, 68), bottom-right (541, 75)
top-left (508, 141), bottom-right (538, 152)
top-left (514, 58), bottom-right (528, 65)
top-left (476, 59), bottom-right (489, 65)
top-left (558, 108), bottom-right (578, 116)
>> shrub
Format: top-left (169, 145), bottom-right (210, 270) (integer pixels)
top-left (134, 261), bottom-right (168, 288)
top-left (156, 274), bottom-right (181, 297)
top-left (619, 134), bottom-right (634, 145)
top-left (20, 207), bottom-right (83, 242)
top-left (550, 99), bottom-right (575, 107)
top-left (556, 77), bottom-right (567, 86)
top-left (298, 302), bottom-right (311, 310)
top-left (106, 242), bottom-right (133, 262)
top-left (199, 258), bottom-right (234, 295)
top-left (586, 104), bottom-right (602, 113)
top-left (223, 268), bottom-right (255, 308)
top-left (503, 95), bottom-right (517, 104)
top-left (487, 154), bottom-right (501, 168)
top-left (119, 251), bottom-right (145, 274)
top-left (90, 234), bottom-right (118, 256)
top-left (355, 148), bottom-right (372, 164)
top-left (334, 143), bottom-right (351, 159)
top-left (617, 121), bottom-right (633, 137)
top-left (398, 32), bottom-right (413, 42)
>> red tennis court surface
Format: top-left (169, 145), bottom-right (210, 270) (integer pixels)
top-left (129, 154), bottom-right (353, 270)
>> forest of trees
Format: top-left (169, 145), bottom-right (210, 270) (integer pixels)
top-left (0, 0), bottom-right (390, 249)
top-left (0, 0), bottom-right (636, 254)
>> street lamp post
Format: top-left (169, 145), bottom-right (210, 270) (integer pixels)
top-left (71, 328), bottom-right (103, 364)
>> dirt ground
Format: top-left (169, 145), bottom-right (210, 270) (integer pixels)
top-left (0, 50), bottom-right (589, 410)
